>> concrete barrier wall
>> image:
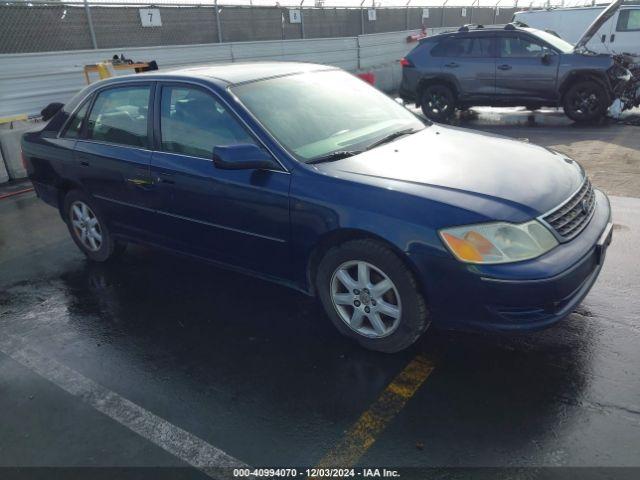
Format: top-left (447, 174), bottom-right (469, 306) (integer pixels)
top-left (0, 147), bottom-right (9, 184)
top-left (0, 30), bottom-right (430, 119)
top-left (0, 28), bottom-right (428, 181)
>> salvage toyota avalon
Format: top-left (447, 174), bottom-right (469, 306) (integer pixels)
top-left (22, 63), bottom-right (613, 352)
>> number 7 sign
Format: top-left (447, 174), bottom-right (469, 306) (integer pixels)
top-left (139, 8), bottom-right (162, 27)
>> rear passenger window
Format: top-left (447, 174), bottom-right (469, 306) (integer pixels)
top-left (432, 37), bottom-right (493, 58)
top-left (159, 86), bottom-right (255, 159)
top-left (617, 9), bottom-right (640, 31)
top-left (86, 86), bottom-right (151, 148)
top-left (62, 101), bottom-right (90, 139)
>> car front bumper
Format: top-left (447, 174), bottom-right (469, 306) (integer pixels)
top-left (414, 189), bottom-right (613, 331)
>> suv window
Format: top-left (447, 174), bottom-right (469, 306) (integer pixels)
top-left (432, 37), bottom-right (493, 58)
top-left (500, 35), bottom-right (552, 58)
top-left (86, 86), bottom-right (151, 148)
top-left (62, 100), bottom-right (90, 139)
top-left (617, 9), bottom-right (640, 31)
top-left (159, 85), bottom-right (255, 159)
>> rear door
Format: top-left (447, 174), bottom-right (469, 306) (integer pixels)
top-left (610, 7), bottom-right (640, 55)
top-left (495, 33), bottom-right (560, 102)
top-left (73, 83), bottom-right (155, 237)
top-left (431, 35), bottom-right (496, 99)
top-left (149, 82), bottom-right (291, 278)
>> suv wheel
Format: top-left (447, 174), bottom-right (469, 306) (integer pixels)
top-left (316, 239), bottom-right (430, 353)
top-left (421, 84), bottom-right (455, 122)
top-left (563, 80), bottom-right (608, 123)
top-left (64, 190), bottom-right (126, 262)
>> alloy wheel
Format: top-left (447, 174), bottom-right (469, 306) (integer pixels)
top-left (70, 201), bottom-right (102, 252)
top-left (330, 260), bottom-right (402, 338)
top-left (571, 88), bottom-right (600, 117)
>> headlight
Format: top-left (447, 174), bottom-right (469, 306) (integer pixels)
top-left (439, 220), bottom-right (558, 264)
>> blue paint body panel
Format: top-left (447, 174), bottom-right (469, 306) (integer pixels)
top-left (22, 63), bottom-right (612, 331)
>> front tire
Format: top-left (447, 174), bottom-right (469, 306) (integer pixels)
top-left (316, 239), bottom-right (430, 353)
top-left (420, 84), bottom-right (456, 122)
top-left (563, 80), bottom-right (608, 123)
top-left (63, 190), bottom-right (126, 262)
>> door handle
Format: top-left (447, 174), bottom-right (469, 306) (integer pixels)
top-left (156, 176), bottom-right (175, 185)
top-left (444, 62), bottom-right (459, 68)
top-left (610, 34), bottom-right (615, 43)
top-left (155, 171), bottom-right (175, 185)
top-left (126, 178), bottom-right (153, 186)
top-left (497, 64), bottom-right (512, 71)
top-left (79, 160), bottom-right (90, 167)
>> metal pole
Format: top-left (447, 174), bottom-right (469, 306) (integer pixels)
top-left (441, 0), bottom-right (448, 28)
top-left (84, 0), bottom-right (98, 49)
top-left (469, 0), bottom-right (478, 24)
top-left (360, 0), bottom-right (366, 36)
top-left (300, 0), bottom-right (305, 39)
top-left (281, 8), bottom-right (285, 40)
top-left (214, 0), bottom-right (222, 43)
top-left (493, 0), bottom-right (502, 24)
top-left (405, 0), bottom-right (411, 30)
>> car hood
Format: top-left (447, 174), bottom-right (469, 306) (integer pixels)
top-left (575, 0), bottom-right (623, 51)
top-left (314, 125), bottom-right (585, 219)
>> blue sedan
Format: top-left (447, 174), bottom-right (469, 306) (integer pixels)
top-left (22, 62), bottom-right (613, 352)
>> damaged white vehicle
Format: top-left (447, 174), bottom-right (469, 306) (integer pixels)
top-left (572, 0), bottom-right (640, 117)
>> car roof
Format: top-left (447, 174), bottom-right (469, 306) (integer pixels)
top-left (430, 25), bottom-right (546, 39)
top-left (108, 61), bottom-right (337, 87)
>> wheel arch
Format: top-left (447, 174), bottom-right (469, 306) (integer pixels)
top-left (559, 70), bottom-right (613, 102)
top-left (305, 228), bottom-right (428, 301)
top-left (416, 75), bottom-right (459, 105)
top-left (55, 179), bottom-right (84, 220)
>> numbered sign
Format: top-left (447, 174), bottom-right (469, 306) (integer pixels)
top-left (422, 8), bottom-right (430, 19)
top-left (139, 8), bottom-right (162, 27)
top-left (289, 9), bottom-right (301, 24)
top-left (368, 9), bottom-right (377, 22)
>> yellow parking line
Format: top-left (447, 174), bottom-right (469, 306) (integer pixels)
top-left (313, 354), bottom-right (435, 471)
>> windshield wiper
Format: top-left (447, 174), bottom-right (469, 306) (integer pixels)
top-left (307, 150), bottom-right (363, 165)
top-left (365, 128), bottom-right (420, 151)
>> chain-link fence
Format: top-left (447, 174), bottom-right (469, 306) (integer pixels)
top-left (0, 0), bottom-right (528, 53)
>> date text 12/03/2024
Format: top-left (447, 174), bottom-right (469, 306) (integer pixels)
top-left (232, 468), bottom-right (401, 478)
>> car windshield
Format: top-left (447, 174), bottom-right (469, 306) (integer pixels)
top-left (231, 70), bottom-right (427, 162)
top-left (530, 29), bottom-right (575, 54)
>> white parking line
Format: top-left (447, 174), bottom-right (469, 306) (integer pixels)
top-left (0, 334), bottom-right (248, 479)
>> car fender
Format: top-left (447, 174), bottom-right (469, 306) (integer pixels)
top-left (558, 69), bottom-right (613, 102)
top-left (416, 74), bottom-right (461, 103)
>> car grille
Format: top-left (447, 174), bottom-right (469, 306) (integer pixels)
top-left (543, 178), bottom-right (596, 240)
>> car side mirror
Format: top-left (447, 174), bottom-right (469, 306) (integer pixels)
top-left (212, 144), bottom-right (277, 171)
top-left (541, 52), bottom-right (552, 65)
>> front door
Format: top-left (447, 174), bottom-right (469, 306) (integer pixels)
top-left (149, 83), bottom-right (291, 279)
top-left (495, 34), bottom-right (560, 102)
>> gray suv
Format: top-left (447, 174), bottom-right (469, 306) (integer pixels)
top-left (399, 23), bottom-right (635, 123)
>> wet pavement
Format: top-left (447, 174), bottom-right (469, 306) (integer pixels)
top-left (1, 110), bottom-right (639, 477)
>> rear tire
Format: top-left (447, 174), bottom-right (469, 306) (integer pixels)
top-left (316, 239), bottom-right (430, 353)
top-left (420, 84), bottom-right (456, 122)
top-left (63, 190), bottom-right (126, 262)
top-left (563, 80), bottom-right (608, 123)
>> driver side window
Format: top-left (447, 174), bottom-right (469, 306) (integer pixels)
top-left (159, 86), bottom-right (255, 159)
top-left (500, 36), bottom-right (552, 58)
